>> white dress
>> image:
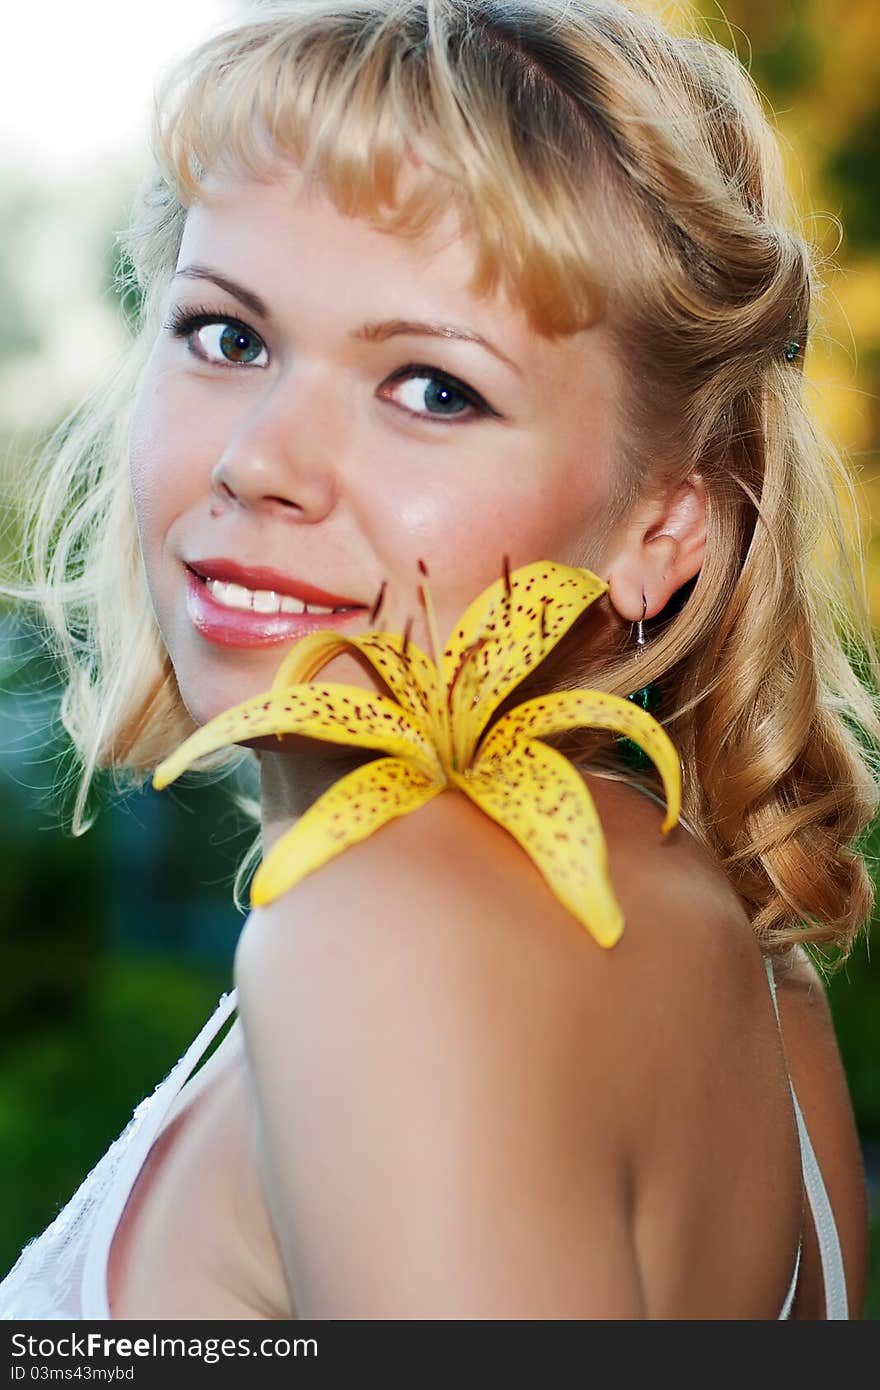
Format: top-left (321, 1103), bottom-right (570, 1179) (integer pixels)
top-left (0, 989), bottom-right (238, 1319)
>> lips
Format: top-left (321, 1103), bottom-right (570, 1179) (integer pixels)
top-left (186, 558), bottom-right (366, 610)
top-left (184, 566), bottom-right (366, 649)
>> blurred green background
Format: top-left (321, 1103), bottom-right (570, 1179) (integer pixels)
top-left (1, 0), bottom-right (879, 1318)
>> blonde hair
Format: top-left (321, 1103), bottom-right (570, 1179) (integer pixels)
top-left (5, 0), bottom-right (879, 959)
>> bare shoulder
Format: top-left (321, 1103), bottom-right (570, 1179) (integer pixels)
top-left (233, 779), bottom-right (782, 1316)
top-left (235, 772), bottom-right (768, 1156)
top-left (236, 772), bottom-right (756, 1072)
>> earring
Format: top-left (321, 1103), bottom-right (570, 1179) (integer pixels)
top-left (616, 592), bottom-right (662, 771)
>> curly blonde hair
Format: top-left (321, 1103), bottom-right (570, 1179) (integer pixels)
top-left (5, 0), bottom-right (879, 959)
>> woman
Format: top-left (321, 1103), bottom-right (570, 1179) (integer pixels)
top-left (1, 0), bottom-right (876, 1318)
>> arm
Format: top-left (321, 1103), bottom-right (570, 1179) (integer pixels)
top-left (234, 791), bottom-right (647, 1319)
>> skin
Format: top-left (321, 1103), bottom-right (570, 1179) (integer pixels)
top-left (119, 158), bottom-right (867, 1317)
top-left (105, 781), bottom-right (868, 1318)
top-left (128, 157), bottom-right (707, 854)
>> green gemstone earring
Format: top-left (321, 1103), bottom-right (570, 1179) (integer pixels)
top-left (617, 592), bottom-right (662, 771)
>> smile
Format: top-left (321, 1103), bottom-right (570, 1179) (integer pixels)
top-left (205, 578), bottom-right (357, 615)
top-left (185, 568), bottom-right (364, 649)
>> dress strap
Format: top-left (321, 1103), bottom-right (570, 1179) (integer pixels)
top-left (763, 956), bottom-right (849, 1319)
top-left (778, 1230), bottom-right (801, 1319)
top-left (80, 986), bottom-right (240, 1320)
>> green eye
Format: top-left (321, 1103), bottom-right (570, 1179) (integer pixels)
top-left (165, 307), bottom-right (269, 368)
top-left (213, 323), bottom-right (265, 364)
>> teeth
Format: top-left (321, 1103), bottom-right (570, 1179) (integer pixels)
top-left (207, 580), bottom-right (253, 611)
top-left (251, 589), bottom-right (283, 614)
top-left (205, 578), bottom-right (347, 616)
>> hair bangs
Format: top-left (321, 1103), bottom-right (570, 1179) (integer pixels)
top-left (151, 2), bottom-right (613, 337)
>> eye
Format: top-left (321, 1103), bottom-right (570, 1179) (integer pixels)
top-left (164, 306), bottom-right (269, 367)
top-left (381, 364), bottom-right (493, 422)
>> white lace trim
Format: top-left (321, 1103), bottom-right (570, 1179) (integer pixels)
top-left (0, 990), bottom-right (237, 1321)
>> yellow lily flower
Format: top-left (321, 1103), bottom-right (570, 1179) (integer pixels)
top-left (153, 557), bottom-right (681, 947)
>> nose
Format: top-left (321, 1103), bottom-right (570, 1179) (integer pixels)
top-left (210, 371), bottom-right (340, 522)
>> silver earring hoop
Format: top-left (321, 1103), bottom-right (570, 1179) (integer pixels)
top-left (618, 592), bottom-right (661, 769)
top-left (634, 592), bottom-right (647, 652)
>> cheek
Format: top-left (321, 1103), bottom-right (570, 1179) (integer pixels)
top-left (128, 417), bottom-right (163, 548)
top-left (376, 468), bottom-right (528, 589)
top-left (129, 373), bottom-right (174, 536)
top-left (128, 371), bottom-right (216, 549)
top-left (381, 457), bottom-right (608, 577)
top-left (371, 455), bottom-right (609, 652)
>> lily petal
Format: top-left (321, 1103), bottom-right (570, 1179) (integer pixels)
top-left (442, 561), bottom-right (609, 769)
top-left (251, 755), bottom-right (444, 905)
top-left (152, 682), bottom-right (441, 791)
top-left (268, 629), bottom-right (439, 735)
top-left (450, 735), bottom-right (624, 948)
top-left (481, 689), bottom-right (682, 833)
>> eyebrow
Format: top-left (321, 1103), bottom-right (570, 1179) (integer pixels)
top-left (175, 265), bottom-right (269, 318)
top-left (173, 264), bottom-right (523, 378)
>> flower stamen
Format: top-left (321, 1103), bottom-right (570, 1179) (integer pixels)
top-left (369, 579), bottom-right (387, 625)
top-left (151, 557), bottom-right (682, 948)
top-left (502, 553), bottom-right (512, 598)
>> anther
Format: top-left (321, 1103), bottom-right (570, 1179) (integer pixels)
top-left (502, 554), bottom-right (512, 598)
top-left (369, 579), bottom-right (387, 625)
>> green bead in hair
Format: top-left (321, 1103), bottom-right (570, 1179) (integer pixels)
top-left (617, 682), bottom-right (663, 770)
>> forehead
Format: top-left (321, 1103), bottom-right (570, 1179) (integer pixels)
top-left (179, 160), bottom-right (516, 336)
top-left (182, 161), bottom-right (467, 285)
top-left (176, 160), bottom-right (619, 395)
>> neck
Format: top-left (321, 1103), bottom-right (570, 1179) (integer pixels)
top-left (259, 739), bottom-right (382, 855)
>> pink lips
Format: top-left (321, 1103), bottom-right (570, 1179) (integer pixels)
top-left (186, 557), bottom-right (364, 609)
top-left (185, 566), bottom-right (364, 649)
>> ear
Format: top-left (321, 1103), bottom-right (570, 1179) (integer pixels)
top-left (602, 470), bottom-right (706, 624)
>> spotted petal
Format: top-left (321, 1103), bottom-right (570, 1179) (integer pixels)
top-left (480, 689), bottom-right (681, 832)
top-left (251, 755), bottom-right (444, 905)
top-left (442, 562), bottom-right (609, 770)
top-left (451, 735), bottom-right (624, 947)
top-left (152, 682), bottom-right (441, 790)
top-left (268, 629), bottom-right (440, 739)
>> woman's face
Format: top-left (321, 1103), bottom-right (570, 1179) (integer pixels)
top-left (129, 159), bottom-right (628, 731)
